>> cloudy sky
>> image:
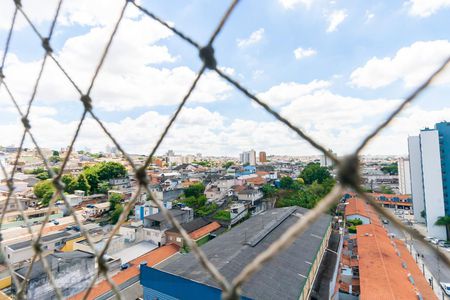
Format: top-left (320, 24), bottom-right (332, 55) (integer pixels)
top-left (1, 0), bottom-right (450, 157)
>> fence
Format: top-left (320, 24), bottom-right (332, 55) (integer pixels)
top-left (0, 0), bottom-right (449, 299)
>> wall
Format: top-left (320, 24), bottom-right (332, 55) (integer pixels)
top-left (420, 130), bottom-right (447, 239)
top-left (299, 223), bottom-right (331, 300)
top-left (408, 136), bottom-right (426, 223)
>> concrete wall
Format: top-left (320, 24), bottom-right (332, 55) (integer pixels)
top-left (408, 136), bottom-right (426, 223)
top-left (420, 130), bottom-right (447, 239)
top-left (300, 223), bottom-right (332, 300)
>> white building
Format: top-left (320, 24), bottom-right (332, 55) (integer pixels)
top-left (240, 150), bottom-right (256, 166)
top-left (397, 157), bottom-right (411, 195)
top-left (408, 131), bottom-right (446, 239)
top-left (408, 136), bottom-right (425, 223)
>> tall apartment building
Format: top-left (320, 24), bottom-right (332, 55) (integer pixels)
top-left (259, 151), bottom-right (267, 163)
top-left (240, 150), bottom-right (256, 166)
top-left (397, 157), bottom-right (411, 195)
top-left (408, 122), bottom-right (450, 239)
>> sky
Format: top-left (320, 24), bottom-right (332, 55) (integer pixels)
top-left (1, 0), bottom-right (450, 157)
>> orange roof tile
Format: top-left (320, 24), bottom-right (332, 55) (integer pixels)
top-left (345, 198), bottom-right (369, 218)
top-left (70, 244), bottom-right (180, 300)
top-left (357, 224), bottom-right (436, 300)
top-left (189, 221), bottom-right (221, 240)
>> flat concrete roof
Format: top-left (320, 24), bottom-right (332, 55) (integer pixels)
top-left (157, 206), bottom-right (331, 300)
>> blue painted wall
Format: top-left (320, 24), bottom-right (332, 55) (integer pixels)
top-left (436, 122), bottom-right (450, 216)
top-left (140, 266), bottom-right (252, 300)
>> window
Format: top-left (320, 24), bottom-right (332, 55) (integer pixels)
top-left (176, 237), bottom-right (182, 242)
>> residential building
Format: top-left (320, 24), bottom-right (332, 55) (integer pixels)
top-left (14, 250), bottom-right (96, 300)
top-left (165, 218), bottom-right (221, 248)
top-left (408, 122), bottom-right (450, 239)
top-left (140, 206), bottom-right (332, 300)
top-left (3, 230), bottom-right (81, 267)
top-left (109, 177), bottom-right (131, 190)
top-left (240, 150), bottom-right (256, 166)
top-left (143, 208), bottom-right (193, 246)
top-left (237, 187), bottom-right (265, 215)
top-left (229, 203), bottom-right (248, 225)
top-left (397, 157), bottom-right (411, 195)
top-left (259, 151), bottom-right (267, 163)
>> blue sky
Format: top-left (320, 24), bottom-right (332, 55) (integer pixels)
top-left (1, 0), bottom-right (450, 157)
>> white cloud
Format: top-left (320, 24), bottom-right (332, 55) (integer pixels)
top-left (326, 10), bottom-right (348, 33)
top-left (0, 0), bottom-right (142, 30)
top-left (294, 47), bottom-right (317, 60)
top-left (237, 28), bottom-right (265, 48)
top-left (0, 17), bottom-right (231, 111)
top-left (257, 80), bottom-right (331, 106)
top-left (350, 40), bottom-right (450, 89)
top-left (365, 10), bottom-right (375, 22)
top-left (407, 0), bottom-right (450, 17)
top-left (278, 0), bottom-right (313, 9)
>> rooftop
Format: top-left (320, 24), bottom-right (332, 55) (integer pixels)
top-left (157, 206), bottom-right (331, 300)
top-left (357, 224), bottom-right (436, 300)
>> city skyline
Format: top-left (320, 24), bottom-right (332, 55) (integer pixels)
top-left (1, 0), bottom-right (450, 156)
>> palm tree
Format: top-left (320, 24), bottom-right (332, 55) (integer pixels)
top-left (435, 216), bottom-right (450, 240)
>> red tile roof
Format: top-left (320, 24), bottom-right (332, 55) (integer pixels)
top-left (189, 221), bottom-right (221, 240)
top-left (357, 224), bottom-right (436, 300)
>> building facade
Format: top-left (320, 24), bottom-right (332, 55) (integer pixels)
top-left (240, 150), bottom-right (256, 166)
top-left (408, 122), bottom-right (450, 239)
top-left (259, 151), bottom-right (267, 163)
top-left (397, 157), bottom-right (411, 195)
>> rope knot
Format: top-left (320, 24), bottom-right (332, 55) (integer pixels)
top-left (13, 0), bottom-right (21, 7)
top-left (80, 95), bottom-right (92, 111)
top-left (98, 256), bottom-right (108, 274)
top-left (42, 38), bottom-right (53, 53)
top-left (337, 154), bottom-right (360, 188)
top-left (0, 68), bottom-right (4, 79)
top-left (199, 45), bottom-right (217, 69)
top-left (135, 166), bottom-right (148, 186)
top-left (33, 242), bottom-right (43, 254)
top-left (21, 116), bottom-right (31, 129)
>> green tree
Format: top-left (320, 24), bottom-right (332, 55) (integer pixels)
top-left (33, 180), bottom-right (55, 206)
top-left (109, 193), bottom-right (123, 210)
top-left (223, 161), bottom-right (234, 169)
top-left (300, 163), bottom-right (331, 184)
top-left (184, 183), bottom-right (205, 198)
top-left (83, 167), bottom-right (100, 194)
top-left (73, 173), bottom-right (91, 193)
top-left (97, 181), bottom-right (111, 194)
top-left (435, 216), bottom-right (450, 240)
top-left (213, 210), bottom-right (231, 221)
top-left (96, 162), bottom-right (127, 181)
top-left (52, 150), bottom-right (59, 156)
top-left (49, 155), bottom-right (61, 163)
top-left (111, 204), bottom-right (124, 224)
top-left (61, 174), bottom-right (76, 193)
top-left (280, 176), bottom-right (294, 189)
top-left (36, 172), bottom-right (50, 180)
top-left (262, 184), bottom-right (277, 197)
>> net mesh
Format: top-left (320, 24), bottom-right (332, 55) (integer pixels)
top-left (0, 0), bottom-right (449, 299)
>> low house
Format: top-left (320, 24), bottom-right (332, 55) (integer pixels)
top-left (230, 203), bottom-right (248, 225)
top-left (237, 187), bottom-right (265, 215)
top-left (84, 202), bottom-right (110, 218)
top-left (109, 177), bottom-right (131, 190)
top-left (4, 230), bottom-right (81, 267)
top-left (143, 208), bottom-right (193, 246)
top-left (165, 218), bottom-right (221, 248)
top-left (14, 250), bottom-right (96, 300)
